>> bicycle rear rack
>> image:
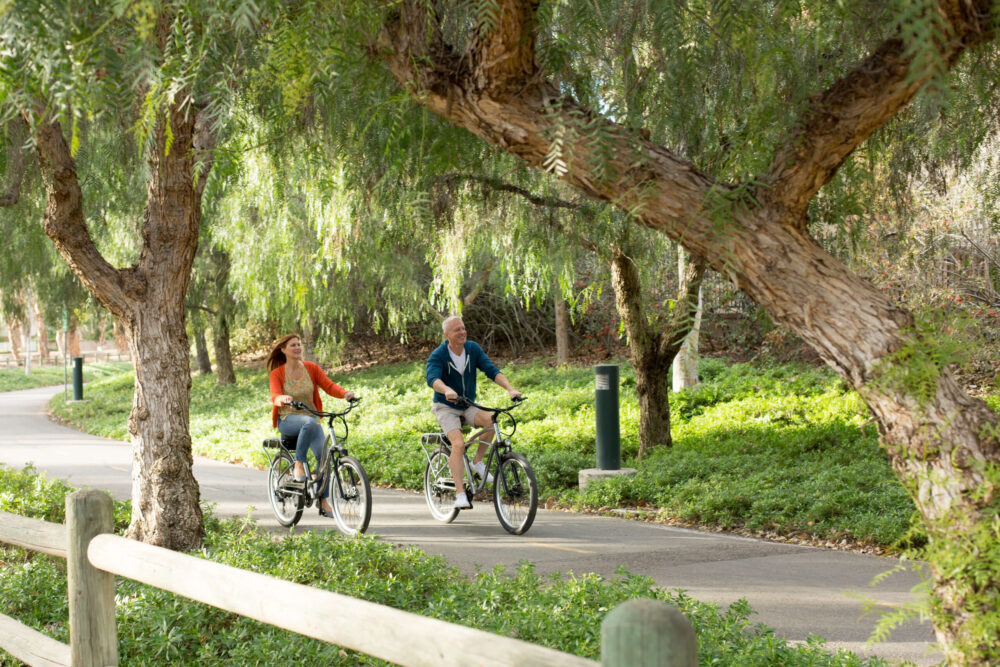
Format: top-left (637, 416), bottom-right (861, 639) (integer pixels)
top-left (419, 433), bottom-right (449, 464)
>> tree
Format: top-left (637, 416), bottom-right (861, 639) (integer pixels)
top-left (0, 2), bottom-right (261, 549)
top-left (279, 1), bottom-right (1000, 659)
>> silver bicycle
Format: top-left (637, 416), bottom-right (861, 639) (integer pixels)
top-left (262, 398), bottom-right (371, 535)
top-left (420, 397), bottom-right (538, 535)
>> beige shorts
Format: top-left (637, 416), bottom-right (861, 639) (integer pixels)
top-left (431, 403), bottom-right (480, 435)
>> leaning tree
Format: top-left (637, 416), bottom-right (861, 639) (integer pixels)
top-left (273, 1), bottom-right (1000, 660)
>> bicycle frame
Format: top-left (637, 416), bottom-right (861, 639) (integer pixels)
top-left (279, 400), bottom-right (360, 506)
top-left (418, 399), bottom-right (520, 495)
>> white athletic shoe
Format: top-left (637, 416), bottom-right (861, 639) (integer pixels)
top-left (453, 492), bottom-right (472, 510)
top-left (471, 460), bottom-right (494, 483)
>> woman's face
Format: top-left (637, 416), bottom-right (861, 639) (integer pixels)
top-left (282, 337), bottom-right (303, 360)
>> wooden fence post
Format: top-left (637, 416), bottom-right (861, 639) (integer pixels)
top-left (67, 490), bottom-right (117, 666)
top-left (601, 599), bottom-right (696, 667)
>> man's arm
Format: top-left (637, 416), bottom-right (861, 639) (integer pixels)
top-left (432, 378), bottom-right (459, 401)
top-left (493, 373), bottom-right (522, 400)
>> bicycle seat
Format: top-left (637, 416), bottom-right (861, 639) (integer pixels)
top-left (263, 434), bottom-right (299, 450)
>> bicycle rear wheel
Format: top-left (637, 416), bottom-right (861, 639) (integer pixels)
top-left (268, 450), bottom-right (304, 527)
top-left (424, 448), bottom-right (459, 523)
top-left (493, 452), bottom-right (538, 535)
top-left (331, 456), bottom-right (372, 535)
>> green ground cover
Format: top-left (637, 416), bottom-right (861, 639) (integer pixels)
top-left (0, 361), bottom-right (132, 393)
top-left (0, 465), bottom-right (891, 665)
top-left (49, 357), bottom-right (932, 550)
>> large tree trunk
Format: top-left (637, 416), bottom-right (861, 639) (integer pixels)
top-left (610, 247), bottom-right (705, 458)
top-left (31, 100), bottom-right (211, 550)
top-left (377, 3), bottom-right (1000, 659)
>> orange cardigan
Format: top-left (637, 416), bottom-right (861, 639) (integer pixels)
top-left (269, 361), bottom-right (346, 428)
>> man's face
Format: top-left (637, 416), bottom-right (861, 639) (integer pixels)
top-left (445, 319), bottom-right (467, 348)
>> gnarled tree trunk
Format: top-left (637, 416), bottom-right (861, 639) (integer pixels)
top-left (31, 99), bottom-right (212, 550)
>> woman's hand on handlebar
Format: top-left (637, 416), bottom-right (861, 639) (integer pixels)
top-left (344, 390), bottom-right (358, 402)
top-left (275, 394), bottom-right (293, 407)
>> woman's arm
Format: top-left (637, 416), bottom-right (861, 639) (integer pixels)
top-left (269, 367), bottom-right (292, 406)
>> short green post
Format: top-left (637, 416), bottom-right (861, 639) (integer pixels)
top-left (72, 356), bottom-right (84, 400)
top-left (601, 598), bottom-right (696, 667)
top-left (594, 364), bottom-right (620, 470)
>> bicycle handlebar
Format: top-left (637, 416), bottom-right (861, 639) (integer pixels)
top-left (288, 396), bottom-right (361, 418)
top-left (456, 395), bottom-right (525, 413)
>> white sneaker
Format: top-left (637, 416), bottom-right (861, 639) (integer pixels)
top-left (471, 460), bottom-right (494, 483)
top-left (453, 492), bottom-right (472, 509)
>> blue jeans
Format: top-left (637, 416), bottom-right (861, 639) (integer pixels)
top-left (277, 414), bottom-right (329, 499)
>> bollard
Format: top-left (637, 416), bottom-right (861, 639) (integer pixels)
top-left (594, 364), bottom-right (620, 470)
top-left (67, 490), bottom-right (118, 666)
top-left (601, 599), bottom-right (696, 667)
top-left (72, 356), bottom-right (84, 400)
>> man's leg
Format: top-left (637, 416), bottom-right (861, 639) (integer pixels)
top-left (470, 410), bottom-right (495, 464)
top-left (446, 429), bottom-right (467, 495)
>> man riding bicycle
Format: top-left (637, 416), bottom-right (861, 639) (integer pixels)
top-left (426, 316), bottom-right (522, 509)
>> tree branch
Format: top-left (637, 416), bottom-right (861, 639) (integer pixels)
top-left (764, 1), bottom-right (996, 227)
top-left (468, 0), bottom-right (540, 96)
top-left (660, 253), bottom-right (706, 358)
top-left (29, 113), bottom-right (132, 319)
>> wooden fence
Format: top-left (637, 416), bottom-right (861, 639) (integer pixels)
top-left (0, 490), bottom-right (697, 666)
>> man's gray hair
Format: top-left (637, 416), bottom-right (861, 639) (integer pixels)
top-left (442, 315), bottom-right (462, 334)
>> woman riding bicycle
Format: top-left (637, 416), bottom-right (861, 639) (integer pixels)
top-left (267, 333), bottom-right (356, 518)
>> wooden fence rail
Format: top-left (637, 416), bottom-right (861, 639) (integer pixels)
top-left (0, 490), bottom-right (697, 667)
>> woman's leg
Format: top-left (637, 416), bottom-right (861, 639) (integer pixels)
top-left (306, 432), bottom-right (332, 500)
top-left (278, 415), bottom-right (323, 477)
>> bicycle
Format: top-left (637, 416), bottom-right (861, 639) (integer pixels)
top-left (262, 397), bottom-right (372, 535)
top-left (420, 396), bottom-right (538, 535)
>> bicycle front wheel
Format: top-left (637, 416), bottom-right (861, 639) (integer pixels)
top-left (331, 456), bottom-right (372, 535)
top-left (424, 448), bottom-right (459, 523)
top-left (268, 451), bottom-right (304, 527)
top-left (493, 452), bottom-right (538, 535)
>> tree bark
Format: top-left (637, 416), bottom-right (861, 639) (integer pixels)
top-left (31, 102), bottom-right (208, 550)
top-left (212, 312), bottom-right (235, 385)
top-left (191, 312), bottom-right (213, 375)
top-left (376, 3), bottom-right (1000, 658)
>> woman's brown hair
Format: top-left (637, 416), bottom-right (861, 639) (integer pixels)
top-left (266, 334), bottom-right (300, 372)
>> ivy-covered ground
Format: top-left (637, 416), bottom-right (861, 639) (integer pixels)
top-left (0, 465), bottom-right (892, 666)
top-left (47, 356), bottom-right (978, 553)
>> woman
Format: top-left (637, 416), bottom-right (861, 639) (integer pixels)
top-left (267, 333), bottom-right (356, 518)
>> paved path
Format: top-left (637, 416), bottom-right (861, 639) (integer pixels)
top-left (1, 386), bottom-right (940, 665)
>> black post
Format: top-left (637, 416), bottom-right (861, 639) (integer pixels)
top-left (595, 364), bottom-right (621, 470)
top-left (72, 357), bottom-right (84, 401)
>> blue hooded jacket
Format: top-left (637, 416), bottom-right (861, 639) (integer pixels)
top-left (425, 340), bottom-right (500, 408)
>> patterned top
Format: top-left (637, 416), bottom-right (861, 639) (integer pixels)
top-left (278, 371), bottom-right (317, 420)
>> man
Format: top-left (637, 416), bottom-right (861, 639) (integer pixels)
top-left (426, 315), bottom-right (522, 509)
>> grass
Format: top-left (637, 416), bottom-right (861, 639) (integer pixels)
top-left (0, 361), bottom-right (132, 393)
top-left (0, 464), bottom-right (892, 666)
top-left (48, 356), bottom-right (940, 550)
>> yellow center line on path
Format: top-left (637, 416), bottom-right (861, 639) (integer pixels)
top-left (110, 466), bottom-right (128, 472)
top-left (526, 542), bottom-right (595, 554)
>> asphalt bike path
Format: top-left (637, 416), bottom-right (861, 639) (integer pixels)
top-left (0, 386), bottom-right (939, 665)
